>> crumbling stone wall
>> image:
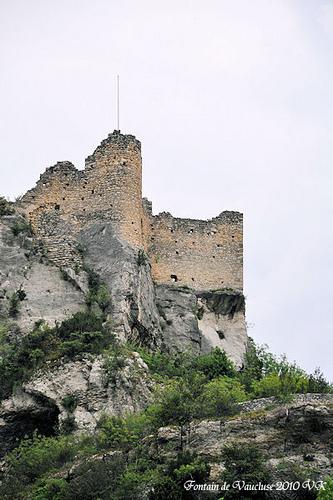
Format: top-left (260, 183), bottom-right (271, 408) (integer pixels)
top-left (143, 200), bottom-right (243, 291)
top-left (19, 132), bottom-right (143, 266)
top-left (18, 131), bottom-right (243, 292)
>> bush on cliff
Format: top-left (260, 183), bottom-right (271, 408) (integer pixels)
top-left (240, 340), bottom-right (332, 399)
top-left (0, 311), bottom-right (116, 399)
top-left (317, 477), bottom-right (333, 500)
top-left (0, 196), bottom-right (14, 216)
top-left (219, 442), bottom-right (271, 499)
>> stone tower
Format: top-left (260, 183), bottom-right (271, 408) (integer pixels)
top-left (84, 131), bottom-right (144, 248)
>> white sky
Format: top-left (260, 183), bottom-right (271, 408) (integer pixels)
top-left (1, 0), bottom-right (332, 381)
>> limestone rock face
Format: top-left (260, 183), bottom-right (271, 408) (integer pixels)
top-left (153, 394), bottom-right (333, 486)
top-left (0, 214), bottom-right (248, 461)
top-left (0, 216), bottom-right (86, 334)
top-left (77, 223), bottom-right (163, 348)
top-left (0, 352), bottom-right (153, 457)
top-left (0, 389), bottom-right (60, 458)
top-left (155, 285), bottom-right (247, 367)
top-left (155, 285), bottom-right (201, 351)
top-left (197, 290), bottom-right (247, 367)
top-left (1, 214), bottom-right (247, 364)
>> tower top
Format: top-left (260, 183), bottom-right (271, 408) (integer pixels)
top-left (84, 131), bottom-right (141, 168)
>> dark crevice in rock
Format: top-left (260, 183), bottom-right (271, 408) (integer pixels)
top-left (0, 393), bottom-right (60, 458)
top-left (196, 290), bottom-right (245, 318)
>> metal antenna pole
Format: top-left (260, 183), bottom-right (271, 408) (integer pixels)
top-left (117, 75), bottom-right (120, 131)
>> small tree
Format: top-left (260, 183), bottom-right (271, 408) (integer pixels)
top-left (0, 196), bottom-right (14, 216)
top-left (220, 442), bottom-right (271, 499)
top-left (9, 292), bottom-right (20, 317)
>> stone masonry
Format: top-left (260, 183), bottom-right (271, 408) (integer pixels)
top-left (18, 131), bottom-right (243, 292)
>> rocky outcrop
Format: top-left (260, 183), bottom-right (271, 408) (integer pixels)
top-left (0, 213), bottom-right (248, 463)
top-left (155, 285), bottom-right (201, 351)
top-left (0, 352), bottom-right (153, 458)
top-left (1, 214), bottom-right (247, 364)
top-left (77, 223), bottom-right (163, 348)
top-left (155, 285), bottom-right (247, 367)
top-left (196, 290), bottom-right (247, 367)
top-left (0, 390), bottom-right (60, 458)
top-left (0, 215), bottom-right (87, 334)
top-left (154, 394), bottom-right (333, 486)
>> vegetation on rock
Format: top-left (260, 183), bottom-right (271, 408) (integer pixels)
top-left (0, 311), bottom-right (116, 399)
top-left (0, 320), bottom-right (331, 499)
top-left (0, 196), bottom-right (15, 216)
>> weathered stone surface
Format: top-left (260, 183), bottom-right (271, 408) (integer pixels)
top-left (153, 394), bottom-right (333, 484)
top-left (155, 284), bottom-right (201, 352)
top-left (155, 285), bottom-right (247, 367)
top-left (77, 223), bottom-right (163, 348)
top-left (0, 352), bottom-right (153, 457)
top-left (197, 290), bottom-right (247, 367)
top-left (0, 389), bottom-right (60, 458)
top-left (24, 353), bottom-right (153, 430)
top-left (0, 216), bottom-right (86, 334)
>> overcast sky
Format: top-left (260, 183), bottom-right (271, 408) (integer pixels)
top-left (1, 0), bottom-right (332, 380)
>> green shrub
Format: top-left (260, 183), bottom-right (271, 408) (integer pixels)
top-left (28, 348), bottom-right (46, 368)
top-left (317, 477), bottom-right (333, 500)
top-left (59, 415), bottom-right (77, 435)
top-left (148, 476), bottom-right (182, 500)
top-left (220, 442), bottom-right (271, 499)
top-left (238, 338), bottom-right (263, 392)
top-left (308, 368), bottom-right (333, 394)
top-left (60, 455), bottom-right (126, 500)
top-left (96, 284), bottom-right (112, 311)
top-left (0, 311), bottom-right (115, 399)
top-left (96, 415), bottom-right (138, 451)
top-left (84, 268), bottom-right (112, 312)
top-left (8, 287), bottom-right (26, 317)
top-left (173, 455), bottom-right (211, 485)
top-left (16, 286), bottom-right (26, 301)
top-left (138, 346), bottom-right (236, 382)
top-left (73, 263), bottom-right (80, 275)
top-left (61, 393), bottom-right (78, 413)
top-left (146, 374), bottom-right (206, 428)
top-left (0, 196), bottom-right (15, 216)
top-left (85, 284), bottom-right (112, 311)
top-left (33, 478), bottom-right (69, 500)
top-left (9, 292), bottom-right (20, 317)
top-left (138, 349), bottom-right (193, 380)
top-left (30, 453), bottom-right (127, 500)
top-left (201, 377), bottom-right (247, 417)
top-left (101, 353), bottom-right (127, 386)
top-left (55, 310), bottom-right (104, 339)
top-left (250, 365), bottom-right (309, 399)
top-left (241, 341), bottom-right (332, 399)
top-left (154, 451), bottom-right (212, 500)
top-left (146, 372), bottom-right (244, 429)
top-left (193, 346), bottom-right (237, 379)
top-left (3, 432), bottom-right (77, 486)
top-left (10, 219), bottom-right (34, 236)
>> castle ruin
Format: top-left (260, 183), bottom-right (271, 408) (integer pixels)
top-left (19, 130), bottom-right (243, 293)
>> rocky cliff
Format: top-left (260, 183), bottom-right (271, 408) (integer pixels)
top-left (0, 210), bottom-right (247, 458)
top-left (1, 210), bottom-right (332, 498)
top-left (155, 394), bottom-right (333, 497)
top-left (0, 213), bottom-right (247, 363)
